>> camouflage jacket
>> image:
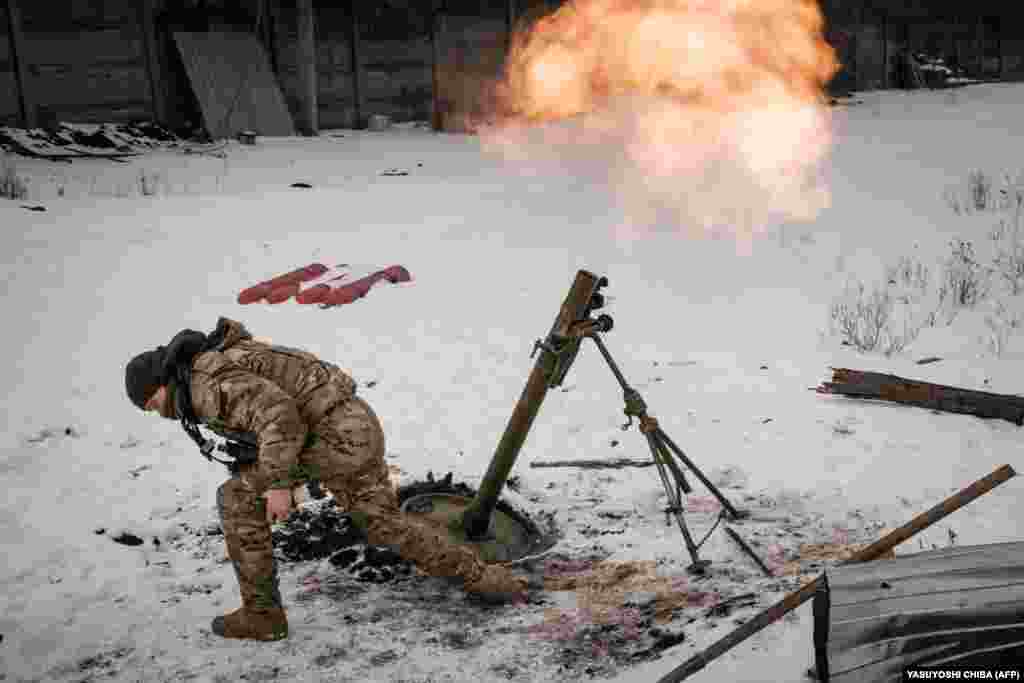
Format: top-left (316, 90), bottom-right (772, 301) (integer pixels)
top-left (189, 318), bottom-right (357, 490)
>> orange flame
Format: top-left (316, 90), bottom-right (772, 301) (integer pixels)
top-left (477, 0), bottom-right (840, 244)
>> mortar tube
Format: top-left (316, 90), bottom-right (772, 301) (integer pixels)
top-left (462, 269), bottom-right (602, 540)
top-left (462, 355), bottom-right (555, 539)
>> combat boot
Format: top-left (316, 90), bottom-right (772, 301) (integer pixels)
top-left (211, 606), bottom-right (288, 641)
top-left (463, 564), bottom-right (529, 604)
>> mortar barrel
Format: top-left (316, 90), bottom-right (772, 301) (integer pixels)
top-left (462, 269), bottom-right (603, 539)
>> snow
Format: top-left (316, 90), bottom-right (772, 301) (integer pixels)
top-left (2, 83), bottom-right (1024, 682)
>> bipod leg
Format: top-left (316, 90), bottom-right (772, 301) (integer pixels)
top-left (645, 430), bottom-right (709, 575)
top-left (655, 428), bottom-right (746, 521)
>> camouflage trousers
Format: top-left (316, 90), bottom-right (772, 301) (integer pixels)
top-left (217, 396), bottom-right (488, 612)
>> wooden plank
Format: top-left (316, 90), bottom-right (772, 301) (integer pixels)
top-left (431, 3), bottom-right (444, 131)
top-left (30, 65), bottom-right (150, 108)
top-left (0, 31), bottom-right (10, 72)
top-left (138, 0), bottom-right (166, 124)
top-left (23, 30), bottom-right (143, 66)
top-left (347, 0), bottom-right (364, 128)
top-left (5, 0), bottom-right (34, 128)
top-left (833, 571), bottom-right (1024, 615)
top-left (53, 100), bottom-right (152, 117)
top-left (257, 0), bottom-right (277, 76)
top-left (317, 39), bottom-right (352, 73)
top-left (0, 72), bottom-right (18, 122)
top-left (830, 626), bottom-right (1024, 678)
top-left (881, 10), bottom-right (888, 89)
top-left (816, 368), bottom-right (1024, 425)
top-left (172, 30), bottom-right (294, 139)
top-left (827, 542), bottom-right (1024, 592)
top-left (830, 584), bottom-right (1024, 649)
top-left (360, 38), bottom-right (432, 63)
top-left (294, 0), bottom-right (318, 135)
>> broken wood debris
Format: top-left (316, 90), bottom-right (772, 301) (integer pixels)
top-left (814, 367), bottom-right (1024, 425)
top-left (529, 458), bottom-right (654, 469)
top-left (656, 464), bottom-right (1016, 682)
top-left (705, 592), bottom-right (757, 618)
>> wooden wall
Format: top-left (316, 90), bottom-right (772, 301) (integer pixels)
top-left (7, 0), bottom-right (153, 125)
top-left (0, 0), bottom-right (1023, 132)
top-left (272, 2), bottom-right (435, 130)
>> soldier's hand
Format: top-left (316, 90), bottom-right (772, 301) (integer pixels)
top-left (263, 488), bottom-right (294, 524)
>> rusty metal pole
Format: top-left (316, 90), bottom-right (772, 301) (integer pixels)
top-left (657, 463), bottom-right (1017, 682)
top-left (462, 270), bottom-right (606, 539)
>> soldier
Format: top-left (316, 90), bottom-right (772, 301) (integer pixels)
top-left (125, 317), bottom-right (527, 641)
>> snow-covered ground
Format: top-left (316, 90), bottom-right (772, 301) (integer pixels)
top-left (2, 83), bottom-right (1023, 682)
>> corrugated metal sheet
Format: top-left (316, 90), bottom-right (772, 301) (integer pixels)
top-left (815, 542), bottom-right (1024, 681)
top-left (173, 30), bottom-right (294, 139)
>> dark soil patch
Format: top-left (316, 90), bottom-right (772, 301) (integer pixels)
top-left (271, 499), bottom-right (412, 583)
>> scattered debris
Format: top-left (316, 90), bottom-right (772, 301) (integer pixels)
top-left (20, 205), bottom-right (45, 212)
top-left (312, 645), bottom-right (349, 667)
top-left (380, 169), bottom-right (409, 177)
top-left (128, 465), bottom-right (151, 478)
top-left (530, 458), bottom-right (654, 470)
top-left (0, 123), bottom-right (173, 161)
top-left (71, 646), bottom-right (134, 677)
top-left (710, 465), bottom-right (749, 490)
top-left (111, 532), bottom-right (145, 547)
top-left (831, 421), bottom-right (855, 436)
top-left (635, 628), bottom-right (687, 659)
top-left (369, 649), bottom-right (400, 666)
top-left (705, 592), bottom-right (757, 618)
top-left (24, 427), bottom-right (78, 444)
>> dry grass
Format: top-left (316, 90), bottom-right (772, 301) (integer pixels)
top-left (0, 162), bottom-right (28, 200)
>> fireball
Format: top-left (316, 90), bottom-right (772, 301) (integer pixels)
top-left (480, 0), bottom-right (841, 242)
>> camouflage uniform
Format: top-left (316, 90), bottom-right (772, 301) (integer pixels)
top-left (192, 320), bottom-right (517, 637)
